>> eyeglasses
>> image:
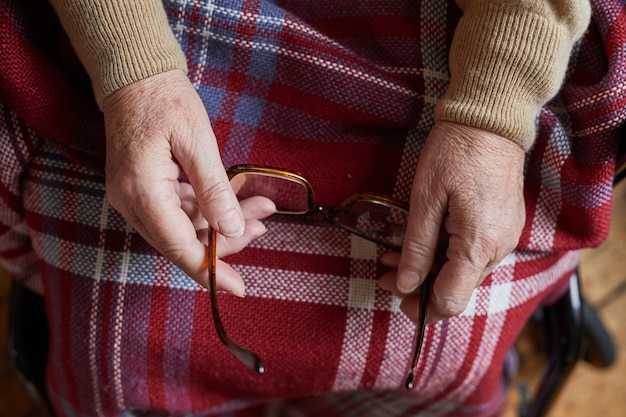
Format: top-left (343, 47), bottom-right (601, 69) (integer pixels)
top-left (206, 164), bottom-right (436, 389)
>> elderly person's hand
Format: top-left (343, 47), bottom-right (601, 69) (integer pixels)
top-left (103, 69), bottom-right (275, 296)
top-left (378, 121), bottom-right (525, 322)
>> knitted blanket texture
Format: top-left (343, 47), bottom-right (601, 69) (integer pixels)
top-left (0, 0), bottom-right (625, 416)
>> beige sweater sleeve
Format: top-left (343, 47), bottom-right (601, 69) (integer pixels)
top-left (436, 0), bottom-right (591, 150)
top-left (48, 0), bottom-right (188, 109)
top-left (50, 0), bottom-right (590, 150)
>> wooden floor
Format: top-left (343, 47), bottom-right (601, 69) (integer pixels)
top-left (502, 180), bottom-right (626, 416)
top-left (1, 183), bottom-right (625, 416)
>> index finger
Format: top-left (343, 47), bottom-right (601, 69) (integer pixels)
top-left (127, 183), bottom-right (213, 280)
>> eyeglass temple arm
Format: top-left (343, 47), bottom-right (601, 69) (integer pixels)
top-left (404, 272), bottom-right (434, 389)
top-left (207, 230), bottom-right (265, 374)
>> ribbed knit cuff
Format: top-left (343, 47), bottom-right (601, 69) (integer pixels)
top-left (49, 0), bottom-right (188, 109)
top-left (435, 1), bottom-right (589, 150)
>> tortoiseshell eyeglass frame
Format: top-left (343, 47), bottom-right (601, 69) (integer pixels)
top-left (207, 164), bottom-right (435, 389)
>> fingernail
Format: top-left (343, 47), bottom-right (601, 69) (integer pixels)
top-left (397, 270), bottom-right (421, 294)
top-left (217, 210), bottom-right (244, 238)
top-left (256, 226), bottom-right (268, 238)
top-left (376, 277), bottom-right (393, 292)
top-left (379, 251), bottom-right (401, 268)
top-left (228, 288), bottom-right (246, 298)
top-left (219, 288), bottom-right (246, 298)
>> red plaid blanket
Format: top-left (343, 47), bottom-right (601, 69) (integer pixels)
top-left (1, 0), bottom-right (625, 416)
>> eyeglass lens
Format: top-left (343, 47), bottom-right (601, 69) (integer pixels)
top-left (331, 198), bottom-right (408, 249)
top-left (230, 172), bottom-right (309, 214)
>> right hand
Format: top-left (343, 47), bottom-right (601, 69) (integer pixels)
top-left (378, 121), bottom-right (525, 323)
top-left (103, 70), bottom-right (274, 296)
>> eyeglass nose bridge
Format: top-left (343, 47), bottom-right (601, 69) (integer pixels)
top-left (306, 204), bottom-right (336, 221)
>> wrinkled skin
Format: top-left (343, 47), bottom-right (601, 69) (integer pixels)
top-left (103, 69), bottom-right (526, 320)
top-left (104, 70), bottom-right (275, 297)
top-left (378, 121), bottom-right (525, 322)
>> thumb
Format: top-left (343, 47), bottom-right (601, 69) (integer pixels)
top-left (176, 134), bottom-right (244, 238)
top-left (397, 199), bottom-right (445, 294)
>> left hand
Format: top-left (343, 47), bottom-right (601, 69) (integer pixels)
top-left (378, 121), bottom-right (525, 322)
top-left (103, 70), bottom-right (271, 296)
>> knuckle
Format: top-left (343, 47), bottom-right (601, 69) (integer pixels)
top-left (196, 180), bottom-right (233, 208)
top-left (105, 183), bottom-right (141, 217)
top-left (478, 231), bottom-right (500, 254)
top-left (437, 296), bottom-right (468, 318)
top-left (471, 227), bottom-right (518, 267)
top-left (159, 242), bottom-right (187, 268)
top-left (487, 225), bottom-right (522, 261)
top-left (402, 238), bottom-right (433, 260)
top-left (105, 188), bottom-right (128, 216)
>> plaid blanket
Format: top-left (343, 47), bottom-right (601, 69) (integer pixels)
top-left (1, 0), bottom-right (625, 416)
